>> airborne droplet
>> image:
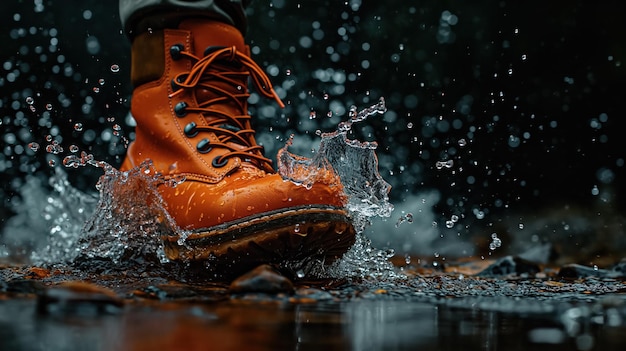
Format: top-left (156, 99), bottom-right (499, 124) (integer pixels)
top-left (436, 159), bottom-right (454, 169)
top-left (28, 142), bottom-right (40, 152)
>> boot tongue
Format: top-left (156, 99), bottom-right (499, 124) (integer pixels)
top-left (178, 19), bottom-right (247, 56)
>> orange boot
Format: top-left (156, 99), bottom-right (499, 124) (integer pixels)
top-left (121, 19), bottom-right (355, 270)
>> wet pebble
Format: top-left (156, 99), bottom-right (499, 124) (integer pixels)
top-left (134, 285), bottom-right (169, 300)
top-left (477, 255), bottom-right (540, 277)
top-left (289, 287), bottom-right (334, 303)
top-left (557, 263), bottom-right (625, 279)
top-left (27, 267), bottom-right (51, 279)
top-left (229, 264), bottom-right (294, 294)
top-left (37, 281), bottom-right (123, 316)
top-left (4, 279), bottom-right (45, 295)
top-left (133, 283), bottom-right (228, 301)
top-left (609, 259), bottom-right (626, 277)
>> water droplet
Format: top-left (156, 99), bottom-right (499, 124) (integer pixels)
top-left (445, 220), bottom-right (454, 228)
top-left (45, 103), bottom-right (53, 111)
top-left (92, 87), bottom-right (100, 93)
top-left (110, 64), bottom-right (120, 73)
top-left (323, 93), bottom-right (329, 100)
top-left (451, 214), bottom-right (459, 222)
top-left (74, 123), bottom-right (83, 131)
top-left (395, 212), bottom-right (414, 227)
top-left (69, 144), bottom-right (79, 153)
top-left (177, 231), bottom-right (190, 246)
top-left (293, 223), bottom-right (301, 233)
top-left (62, 155), bottom-right (81, 168)
top-left (436, 159), bottom-right (454, 169)
top-left (28, 142), bottom-right (40, 152)
top-left (98, 78), bottom-right (105, 85)
top-left (404, 254), bottom-right (411, 265)
top-left (26, 96), bottom-right (34, 105)
top-left (337, 122), bottom-right (351, 132)
top-left (518, 223), bottom-right (524, 230)
top-left (48, 159), bottom-right (56, 167)
top-left (46, 135), bottom-right (53, 142)
top-left (309, 111), bottom-right (317, 119)
top-left (285, 69), bottom-right (292, 76)
top-left (112, 124), bottom-right (122, 136)
top-left (407, 122), bottom-right (414, 129)
top-left (46, 141), bottom-right (64, 154)
top-left (296, 269), bottom-right (305, 278)
top-left (405, 213), bottom-right (413, 223)
top-left (475, 211), bottom-right (485, 220)
top-left (489, 233), bottom-right (502, 250)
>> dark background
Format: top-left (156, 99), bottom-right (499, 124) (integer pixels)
top-left (1, 1), bottom-right (625, 242)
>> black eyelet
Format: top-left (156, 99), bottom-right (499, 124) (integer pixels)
top-left (196, 138), bottom-right (212, 153)
top-left (212, 156), bottom-right (229, 168)
top-left (170, 74), bottom-right (186, 92)
top-left (170, 44), bottom-right (184, 60)
top-left (184, 122), bottom-right (198, 137)
top-left (203, 45), bottom-right (227, 57)
top-left (174, 101), bottom-right (188, 117)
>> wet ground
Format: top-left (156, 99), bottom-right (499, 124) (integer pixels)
top-left (2, 256), bottom-right (626, 351)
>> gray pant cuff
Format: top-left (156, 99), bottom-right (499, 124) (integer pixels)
top-left (119, 0), bottom-right (249, 38)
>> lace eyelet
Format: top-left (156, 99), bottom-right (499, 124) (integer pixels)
top-left (196, 138), bottom-right (212, 153)
top-left (212, 156), bottom-right (229, 168)
top-left (174, 101), bottom-right (188, 117)
top-left (184, 122), bottom-right (198, 137)
top-left (170, 75), bottom-right (186, 92)
top-left (169, 44), bottom-right (185, 60)
top-left (203, 45), bottom-right (227, 57)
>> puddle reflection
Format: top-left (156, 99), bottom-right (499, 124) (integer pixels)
top-left (4, 297), bottom-right (625, 351)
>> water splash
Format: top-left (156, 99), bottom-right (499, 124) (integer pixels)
top-left (4, 98), bottom-right (397, 279)
top-left (5, 155), bottom-right (183, 268)
top-left (277, 97), bottom-right (393, 233)
top-left (74, 161), bottom-right (182, 266)
top-left (277, 98), bottom-right (398, 279)
top-left (30, 168), bottom-right (99, 265)
top-left (1, 170), bottom-right (96, 263)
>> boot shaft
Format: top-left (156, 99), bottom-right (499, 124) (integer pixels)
top-left (124, 20), bottom-right (281, 180)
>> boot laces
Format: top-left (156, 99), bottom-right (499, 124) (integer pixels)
top-left (169, 46), bottom-right (285, 173)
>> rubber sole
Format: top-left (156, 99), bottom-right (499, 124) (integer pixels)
top-left (162, 206), bottom-right (356, 273)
